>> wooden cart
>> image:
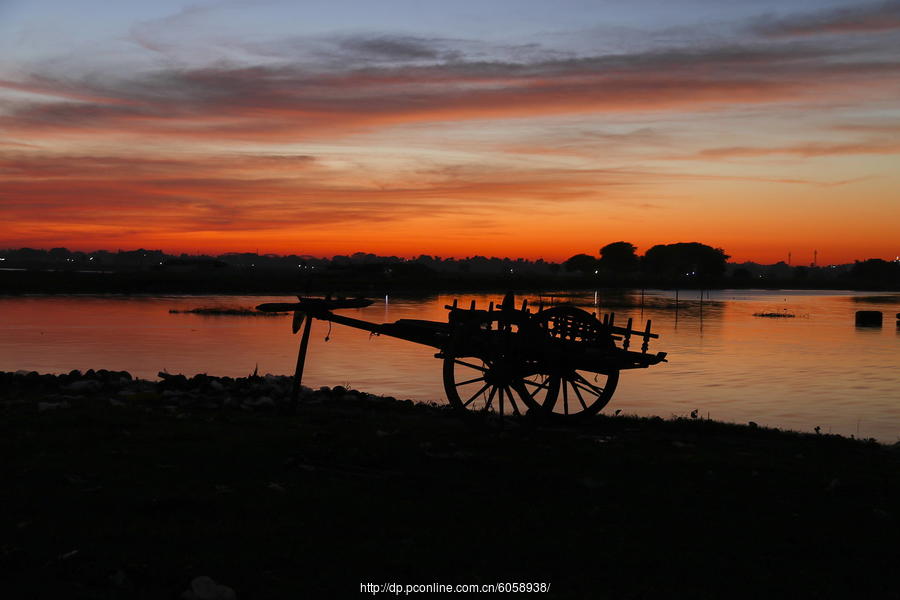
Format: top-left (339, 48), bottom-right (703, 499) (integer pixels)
top-left (256, 293), bottom-right (667, 420)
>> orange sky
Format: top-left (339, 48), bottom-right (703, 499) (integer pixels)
top-left (2, 1), bottom-right (899, 264)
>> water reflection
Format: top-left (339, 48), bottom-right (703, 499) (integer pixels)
top-left (1, 290), bottom-right (898, 441)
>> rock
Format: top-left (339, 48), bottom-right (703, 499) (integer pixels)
top-left (855, 310), bottom-right (882, 327)
top-left (109, 569), bottom-right (131, 588)
top-left (64, 380), bottom-right (102, 393)
top-left (38, 401), bottom-right (70, 411)
top-left (248, 396), bottom-right (275, 410)
top-left (158, 372), bottom-right (189, 389)
top-left (872, 508), bottom-right (893, 520)
top-left (578, 476), bottom-right (604, 490)
top-left (182, 576), bottom-right (236, 600)
top-left (191, 373), bottom-right (210, 384)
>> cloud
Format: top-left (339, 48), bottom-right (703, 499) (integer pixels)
top-left (693, 140), bottom-right (900, 159)
top-left (3, 35), bottom-right (898, 146)
top-left (0, 150), bottom-right (647, 236)
top-left (0, 152), bottom-right (315, 179)
top-left (338, 35), bottom-right (449, 62)
top-left (753, 1), bottom-right (900, 37)
top-left (832, 121), bottom-right (900, 133)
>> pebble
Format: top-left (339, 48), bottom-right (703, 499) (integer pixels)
top-left (182, 576), bottom-right (236, 600)
top-left (2, 370), bottom-right (423, 416)
top-left (38, 401), bottom-right (70, 411)
top-left (64, 380), bottom-right (102, 393)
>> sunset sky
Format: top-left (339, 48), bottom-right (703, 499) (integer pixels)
top-left (1, 0), bottom-right (898, 264)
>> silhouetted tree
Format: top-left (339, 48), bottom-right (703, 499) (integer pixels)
top-left (850, 259), bottom-right (899, 286)
top-left (48, 247), bottom-right (71, 262)
top-left (599, 241), bottom-right (639, 273)
top-left (732, 267), bottom-right (751, 282)
top-left (563, 253), bottom-right (598, 274)
top-left (642, 243), bottom-right (729, 283)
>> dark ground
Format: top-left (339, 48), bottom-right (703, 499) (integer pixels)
top-left (2, 371), bottom-right (899, 599)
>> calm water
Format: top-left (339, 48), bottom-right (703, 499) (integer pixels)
top-left (2, 290), bottom-right (898, 441)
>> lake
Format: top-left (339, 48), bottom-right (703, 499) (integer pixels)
top-left (2, 290), bottom-right (898, 441)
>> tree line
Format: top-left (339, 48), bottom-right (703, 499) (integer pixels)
top-left (564, 241), bottom-right (730, 284)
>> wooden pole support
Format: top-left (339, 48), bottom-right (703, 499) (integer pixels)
top-left (624, 318), bottom-right (633, 350)
top-left (642, 319), bottom-right (652, 353)
top-left (290, 315), bottom-right (313, 408)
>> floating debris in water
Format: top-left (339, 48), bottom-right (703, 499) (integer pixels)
top-left (169, 307), bottom-right (286, 316)
top-left (753, 311), bottom-right (796, 318)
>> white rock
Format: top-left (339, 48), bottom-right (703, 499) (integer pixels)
top-left (65, 380), bottom-right (101, 393)
top-left (183, 576), bottom-right (236, 600)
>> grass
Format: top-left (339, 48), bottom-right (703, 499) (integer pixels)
top-left (2, 376), bottom-right (899, 598)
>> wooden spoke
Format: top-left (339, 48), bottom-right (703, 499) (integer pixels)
top-left (570, 380), bottom-right (589, 411)
top-left (571, 379), bottom-right (600, 398)
top-left (505, 386), bottom-right (521, 416)
top-left (463, 382), bottom-right (491, 407)
top-left (483, 385), bottom-right (498, 411)
top-left (573, 372), bottom-right (605, 397)
top-left (522, 376), bottom-right (552, 390)
top-left (455, 375), bottom-right (486, 387)
top-left (562, 379), bottom-right (569, 415)
top-left (453, 359), bottom-right (489, 372)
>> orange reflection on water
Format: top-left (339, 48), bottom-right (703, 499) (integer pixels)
top-left (1, 291), bottom-right (898, 440)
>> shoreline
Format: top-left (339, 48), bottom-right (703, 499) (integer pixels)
top-left (2, 267), bottom-right (899, 295)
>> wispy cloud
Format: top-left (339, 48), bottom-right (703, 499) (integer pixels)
top-left (3, 35), bottom-right (898, 145)
top-left (753, 1), bottom-right (900, 36)
top-left (0, 149), bottom-right (653, 237)
top-left (692, 140), bottom-right (900, 159)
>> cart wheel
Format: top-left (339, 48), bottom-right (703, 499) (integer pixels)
top-left (521, 305), bottom-right (620, 419)
top-left (521, 369), bottom-right (619, 419)
top-left (442, 355), bottom-right (534, 417)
